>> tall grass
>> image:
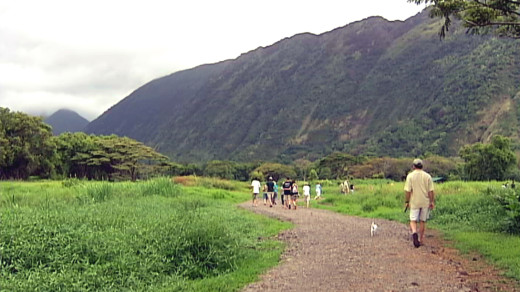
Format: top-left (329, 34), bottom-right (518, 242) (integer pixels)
top-left (0, 178), bottom-right (290, 291)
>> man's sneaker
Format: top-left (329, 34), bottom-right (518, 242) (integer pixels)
top-left (412, 233), bottom-right (420, 248)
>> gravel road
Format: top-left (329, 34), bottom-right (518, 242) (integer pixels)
top-left (239, 202), bottom-right (519, 292)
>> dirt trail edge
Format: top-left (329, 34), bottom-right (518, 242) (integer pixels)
top-left (239, 202), bottom-right (519, 292)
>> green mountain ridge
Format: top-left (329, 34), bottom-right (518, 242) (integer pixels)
top-left (85, 11), bottom-right (520, 163)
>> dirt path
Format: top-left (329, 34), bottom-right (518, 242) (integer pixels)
top-left (239, 202), bottom-right (519, 292)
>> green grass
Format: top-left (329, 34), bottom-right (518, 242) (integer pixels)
top-left (0, 178), bottom-right (290, 291)
top-left (311, 179), bottom-right (520, 283)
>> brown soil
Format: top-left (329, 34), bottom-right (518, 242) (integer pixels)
top-left (239, 202), bottom-right (520, 292)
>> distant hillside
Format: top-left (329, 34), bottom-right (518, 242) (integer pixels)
top-left (45, 109), bottom-right (89, 135)
top-left (85, 11), bottom-right (520, 163)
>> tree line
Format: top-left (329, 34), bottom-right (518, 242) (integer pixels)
top-left (1, 107), bottom-right (518, 182)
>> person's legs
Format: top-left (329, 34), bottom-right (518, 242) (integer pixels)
top-left (410, 209), bottom-right (420, 247)
top-left (409, 220), bottom-right (417, 233)
top-left (419, 221), bottom-right (426, 243)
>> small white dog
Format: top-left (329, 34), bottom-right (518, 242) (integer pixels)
top-left (370, 221), bottom-right (378, 237)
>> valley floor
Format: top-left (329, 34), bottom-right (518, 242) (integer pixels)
top-left (239, 202), bottom-right (519, 292)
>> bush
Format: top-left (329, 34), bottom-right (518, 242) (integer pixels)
top-left (486, 186), bottom-right (520, 233)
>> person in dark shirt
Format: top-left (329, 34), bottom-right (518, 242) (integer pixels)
top-left (266, 177), bottom-right (275, 208)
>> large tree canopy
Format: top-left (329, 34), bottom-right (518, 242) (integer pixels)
top-left (459, 135), bottom-right (517, 180)
top-left (0, 108), bottom-right (56, 179)
top-left (410, 0), bottom-right (520, 38)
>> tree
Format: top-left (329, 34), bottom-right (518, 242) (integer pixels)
top-left (94, 136), bottom-right (170, 181)
top-left (409, 0), bottom-right (520, 38)
top-left (308, 169), bottom-right (319, 181)
top-left (316, 152), bottom-right (364, 179)
top-left (459, 135), bottom-right (517, 180)
top-left (54, 133), bottom-right (170, 181)
top-left (0, 108), bottom-right (56, 179)
top-left (293, 159), bottom-right (312, 181)
top-left (253, 163), bottom-right (297, 182)
top-left (204, 160), bottom-right (237, 180)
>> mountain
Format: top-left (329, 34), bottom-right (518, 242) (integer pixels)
top-left (45, 109), bottom-right (89, 135)
top-left (85, 11), bottom-right (520, 163)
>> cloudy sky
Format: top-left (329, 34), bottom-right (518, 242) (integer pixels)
top-left (0, 0), bottom-right (426, 121)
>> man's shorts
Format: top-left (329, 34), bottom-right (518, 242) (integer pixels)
top-left (252, 193), bottom-right (258, 199)
top-left (283, 189), bottom-right (291, 195)
top-left (267, 192), bottom-right (274, 198)
top-left (410, 208), bottom-right (429, 222)
top-left (304, 195), bottom-right (310, 202)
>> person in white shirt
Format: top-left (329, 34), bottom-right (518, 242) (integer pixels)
top-left (251, 178), bottom-right (261, 207)
top-left (303, 183), bottom-right (311, 208)
top-left (314, 182), bottom-right (322, 200)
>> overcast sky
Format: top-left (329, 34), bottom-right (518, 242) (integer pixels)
top-left (0, 0), bottom-right (426, 121)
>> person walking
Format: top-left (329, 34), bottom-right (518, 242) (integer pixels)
top-left (273, 180), bottom-right (279, 205)
top-left (251, 177), bottom-right (261, 207)
top-left (303, 183), bottom-right (311, 208)
top-left (404, 159), bottom-right (435, 248)
top-left (314, 182), bottom-right (322, 200)
top-left (282, 177), bottom-right (293, 209)
top-left (266, 176), bottom-right (275, 208)
top-left (291, 180), bottom-right (299, 210)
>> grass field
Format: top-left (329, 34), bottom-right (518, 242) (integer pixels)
top-left (2, 177), bottom-right (520, 289)
top-left (0, 177), bottom-right (290, 291)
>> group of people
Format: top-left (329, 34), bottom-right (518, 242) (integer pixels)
top-left (251, 177), bottom-right (323, 209)
top-left (251, 158), bottom-right (436, 249)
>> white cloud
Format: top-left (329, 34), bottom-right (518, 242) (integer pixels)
top-left (0, 0), bottom-right (426, 120)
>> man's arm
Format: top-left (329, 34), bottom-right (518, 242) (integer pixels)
top-left (428, 190), bottom-right (435, 209)
top-left (405, 191), bottom-right (411, 204)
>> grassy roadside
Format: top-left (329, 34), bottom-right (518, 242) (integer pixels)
top-left (0, 177), bottom-right (290, 291)
top-left (309, 179), bottom-right (520, 283)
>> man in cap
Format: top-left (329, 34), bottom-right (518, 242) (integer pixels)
top-left (404, 158), bottom-right (435, 248)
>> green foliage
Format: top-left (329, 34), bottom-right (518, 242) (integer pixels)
top-left (486, 186), bottom-right (520, 233)
top-left (409, 0), bottom-right (520, 38)
top-left (316, 152), bottom-right (364, 179)
top-left (459, 135), bottom-right (518, 180)
top-left (253, 162), bottom-right (296, 181)
top-left (350, 156), bottom-right (460, 181)
top-left (0, 108), bottom-right (57, 179)
top-left (54, 133), bottom-right (170, 181)
top-left (308, 169), bottom-right (319, 181)
top-left (203, 160), bottom-right (237, 180)
top-left (0, 180), bottom-right (290, 291)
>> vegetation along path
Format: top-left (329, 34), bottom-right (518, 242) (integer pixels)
top-left (239, 202), bottom-right (519, 292)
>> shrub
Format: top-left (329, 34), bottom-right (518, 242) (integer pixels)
top-left (486, 186), bottom-right (520, 233)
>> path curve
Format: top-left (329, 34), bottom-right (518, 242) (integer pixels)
top-left (239, 202), bottom-right (519, 292)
